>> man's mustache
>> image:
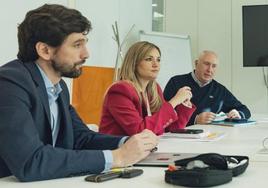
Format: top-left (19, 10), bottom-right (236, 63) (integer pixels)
top-left (75, 60), bottom-right (86, 66)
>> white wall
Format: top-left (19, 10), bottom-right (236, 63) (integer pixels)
top-left (165, 0), bottom-right (198, 61)
top-left (0, 0), bottom-right (152, 94)
top-left (165, 0), bottom-right (268, 115)
top-left (0, 0), bottom-right (67, 65)
top-left (232, 0), bottom-right (268, 114)
top-left (76, 0), bottom-right (152, 68)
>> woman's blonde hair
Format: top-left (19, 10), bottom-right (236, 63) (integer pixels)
top-left (119, 41), bottom-right (162, 113)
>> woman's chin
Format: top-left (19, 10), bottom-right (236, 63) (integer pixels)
top-left (149, 76), bottom-right (158, 81)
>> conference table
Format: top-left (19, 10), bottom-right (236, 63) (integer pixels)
top-left (1, 114), bottom-right (268, 187)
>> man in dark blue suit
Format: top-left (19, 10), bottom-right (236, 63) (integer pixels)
top-left (0, 4), bottom-right (158, 182)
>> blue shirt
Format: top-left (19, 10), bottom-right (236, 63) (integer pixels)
top-left (191, 71), bottom-right (211, 87)
top-left (37, 65), bottom-right (62, 146)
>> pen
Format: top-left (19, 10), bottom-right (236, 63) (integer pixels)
top-left (150, 147), bottom-right (158, 152)
top-left (207, 133), bottom-right (217, 138)
top-left (111, 168), bottom-right (124, 172)
top-left (216, 101), bottom-right (224, 114)
top-left (84, 171), bottom-right (122, 182)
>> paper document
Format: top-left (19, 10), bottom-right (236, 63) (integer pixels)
top-left (161, 132), bottom-right (226, 142)
top-left (213, 112), bottom-right (228, 122)
top-left (162, 131), bottom-right (210, 139)
top-left (200, 132), bottom-right (226, 141)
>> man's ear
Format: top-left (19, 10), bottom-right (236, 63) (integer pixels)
top-left (35, 42), bottom-right (54, 61)
top-left (194, 59), bottom-right (198, 67)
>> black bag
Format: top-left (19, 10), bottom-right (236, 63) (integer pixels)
top-left (165, 153), bottom-right (249, 187)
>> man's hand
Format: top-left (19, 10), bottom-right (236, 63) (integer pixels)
top-left (227, 109), bottom-right (241, 119)
top-left (195, 112), bottom-right (216, 124)
top-left (111, 129), bottom-right (159, 168)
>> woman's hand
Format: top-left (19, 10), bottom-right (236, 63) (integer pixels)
top-left (168, 86), bottom-right (192, 108)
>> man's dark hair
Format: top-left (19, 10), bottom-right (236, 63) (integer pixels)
top-left (17, 4), bottom-right (92, 62)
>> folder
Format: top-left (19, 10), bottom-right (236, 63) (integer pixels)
top-left (211, 119), bottom-right (256, 127)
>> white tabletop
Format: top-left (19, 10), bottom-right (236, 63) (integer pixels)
top-left (159, 123), bottom-right (268, 159)
top-left (1, 162), bottom-right (268, 188)
top-left (1, 117), bottom-right (268, 187)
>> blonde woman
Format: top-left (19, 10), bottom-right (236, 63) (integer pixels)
top-left (99, 41), bottom-right (196, 136)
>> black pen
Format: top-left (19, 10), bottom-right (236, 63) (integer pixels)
top-left (85, 171), bottom-right (122, 182)
top-left (150, 147), bottom-right (158, 152)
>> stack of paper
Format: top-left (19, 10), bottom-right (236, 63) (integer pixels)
top-left (161, 132), bottom-right (226, 142)
top-left (162, 131), bottom-right (210, 139)
top-left (161, 131), bottom-right (226, 142)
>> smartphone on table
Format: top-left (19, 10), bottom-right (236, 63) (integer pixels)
top-left (170, 129), bottom-right (204, 134)
top-left (84, 169), bottom-right (143, 183)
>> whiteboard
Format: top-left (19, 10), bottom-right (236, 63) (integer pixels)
top-left (140, 31), bottom-right (192, 88)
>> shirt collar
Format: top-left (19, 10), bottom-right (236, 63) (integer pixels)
top-left (191, 71), bottom-right (212, 87)
top-left (36, 64), bottom-right (62, 97)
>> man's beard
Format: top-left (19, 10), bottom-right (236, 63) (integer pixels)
top-left (51, 59), bottom-right (85, 78)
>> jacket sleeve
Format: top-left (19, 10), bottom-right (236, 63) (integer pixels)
top-left (69, 105), bottom-right (123, 150)
top-left (222, 87), bottom-right (251, 119)
top-left (57, 79), bottom-right (123, 151)
top-left (165, 104), bottom-right (196, 132)
top-left (0, 80), bottom-right (120, 182)
top-left (163, 77), bottom-right (197, 127)
top-left (157, 85), bottom-right (196, 131)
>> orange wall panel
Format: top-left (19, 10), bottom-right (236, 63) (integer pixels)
top-left (72, 66), bottom-right (115, 125)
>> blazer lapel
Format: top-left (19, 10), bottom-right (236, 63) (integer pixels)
top-left (56, 90), bottom-right (73, 149)
top-left (23, 62), bottom-right (73, 148)
top-left (23, 62), bottom-right (51, 124)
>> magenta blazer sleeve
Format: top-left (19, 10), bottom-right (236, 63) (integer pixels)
top-left (99, 81), bottom-right (195, 136)
top-left (156, 84), bottom-right (196, 132)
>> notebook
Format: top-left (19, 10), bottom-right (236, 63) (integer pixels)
top-left (134, 152), bottom-right (199, 167)
top-left (211, 119), bottom-right (256, 127)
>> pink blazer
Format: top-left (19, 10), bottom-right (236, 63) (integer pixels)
top-left (99, 81), bottom-right (196, 136)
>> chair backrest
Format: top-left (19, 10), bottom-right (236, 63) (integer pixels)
top-left (72, 66), bottom-right (115, 124)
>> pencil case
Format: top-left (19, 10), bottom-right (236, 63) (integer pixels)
top-left (165, 153), bottom-right (249, 187)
